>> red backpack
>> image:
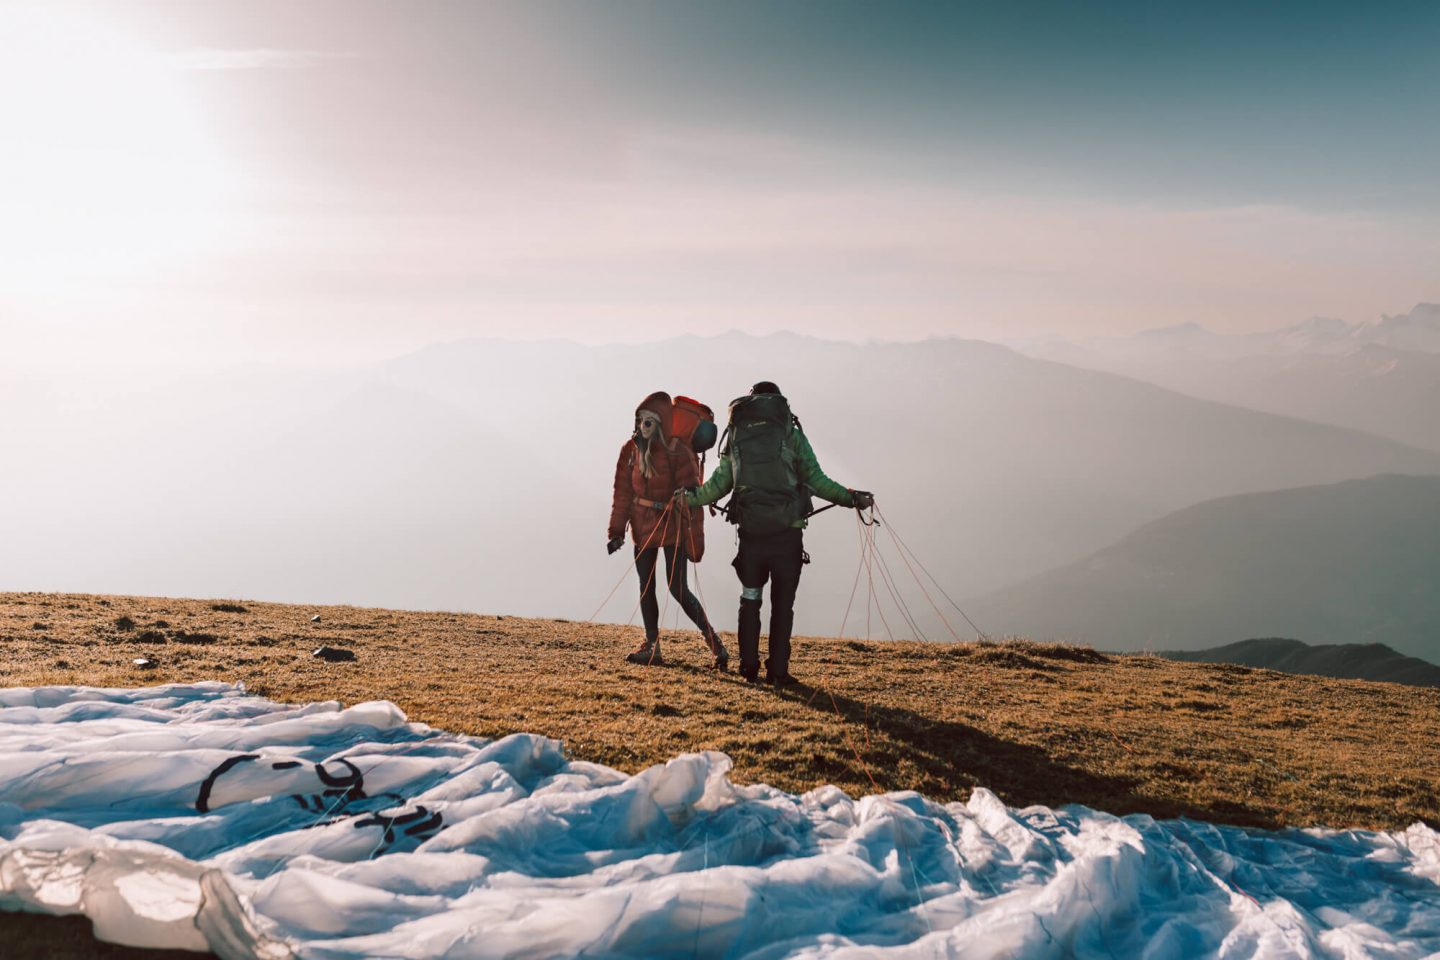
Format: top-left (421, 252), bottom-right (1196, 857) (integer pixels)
top-left (670, 396), bottom-right (718, 471)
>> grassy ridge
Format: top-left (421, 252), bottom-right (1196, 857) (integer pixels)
top-left (3, 591), bottom-right (1435, 827)
top-left (1, 590), bottom-right (1437, 956)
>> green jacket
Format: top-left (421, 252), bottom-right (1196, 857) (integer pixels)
top-left (686, 425), bottom-right (854, 525)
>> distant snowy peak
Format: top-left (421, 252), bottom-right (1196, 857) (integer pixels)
top-left (1006, 304), bottom-right (1440, 453)
top-left (1108, 303), bottom-right (1440, 358)
top-left (1365, 303), bottom-right (1440, 353)
top-left (1267, 315), bottom-right (1366, 354)
top-left (1262, 304), bottom-right (1440, 355)
top-left (1289, 316), bottom-right (1354, 337)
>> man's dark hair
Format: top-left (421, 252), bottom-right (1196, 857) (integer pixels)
top-left (750, 381), bottom-right (782, 396)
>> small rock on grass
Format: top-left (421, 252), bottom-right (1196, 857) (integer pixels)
top-left (133, 658), bottom-right (156, 669)
top-left (313, 646), bottom-right (356, 662)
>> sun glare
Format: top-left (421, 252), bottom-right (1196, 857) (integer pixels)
top-left (0, 6), bottom-right (241, 295)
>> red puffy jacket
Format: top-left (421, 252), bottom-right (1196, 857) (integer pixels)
top-left (608, 439), bottom-right (706, 561)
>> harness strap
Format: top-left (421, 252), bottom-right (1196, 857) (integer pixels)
top-left (636, 497), bottom-right (670, 511)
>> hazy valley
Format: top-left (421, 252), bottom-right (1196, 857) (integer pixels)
top-left (969, 474), bottom-right (1440, 660)
top-left (5, 333), bottom-right (1439, 651)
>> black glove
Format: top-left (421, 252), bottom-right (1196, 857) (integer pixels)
top-left (607, 536), bottom-right (625, 555)
top-left (851, 490), bottom-right (875, 510)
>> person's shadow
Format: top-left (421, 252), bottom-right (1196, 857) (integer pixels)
top-left (765, 681), bottom-right (1274, 828)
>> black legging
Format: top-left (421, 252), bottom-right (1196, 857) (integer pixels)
top-left (635, 543), bottom-right (712, 642)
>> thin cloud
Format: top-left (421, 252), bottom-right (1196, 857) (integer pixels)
top-left (166, 48), bottom-right (354, 71)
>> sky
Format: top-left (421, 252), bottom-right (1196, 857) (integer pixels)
top-left (2, 0), bottom-right (1437, 368)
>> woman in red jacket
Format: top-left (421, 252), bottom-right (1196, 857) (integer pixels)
top-left (608, 391), bottom-right (729, 670)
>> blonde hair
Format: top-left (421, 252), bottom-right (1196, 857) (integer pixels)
top-left (636, 415), bottom-right (667, 479)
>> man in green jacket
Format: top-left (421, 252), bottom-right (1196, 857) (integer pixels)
top-left (680, 382), bottom-right (873, 685)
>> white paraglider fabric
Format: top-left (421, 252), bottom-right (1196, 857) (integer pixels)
top-left (0, 684), bottom-right (1437, 959)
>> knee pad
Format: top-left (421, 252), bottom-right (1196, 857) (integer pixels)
top-left (740, 586), bottom-right (763, 602)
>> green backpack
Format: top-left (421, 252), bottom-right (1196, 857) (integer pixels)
top-left (721, 393), bottom-right (813, 536)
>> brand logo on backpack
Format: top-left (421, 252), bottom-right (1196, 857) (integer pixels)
top-left (723, 393), bottom-right (811, 536)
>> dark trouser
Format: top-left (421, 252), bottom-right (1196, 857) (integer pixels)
top-left (733, 527), bottom-right (804, 678)
top-left (635, 543), bottom-right (712, 642)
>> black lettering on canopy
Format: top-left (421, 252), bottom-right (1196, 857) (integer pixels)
top-left (196, 754), bottom-right (260, 813)
top-left (291, 758), bottom-right (368, 813)
top-left (354, 804), bottom-right (444, 854)
top-left (314, 758), bottom-right (367, 802)
top-left (199, 755), bottom-right (369, 815)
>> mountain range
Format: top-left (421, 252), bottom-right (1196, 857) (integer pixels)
top-left (5, 333), bottom-right (1439, 640)
top-left (1014, 304), bottom-right (1440, 451)
top-left (1023, 303), bottom-right (1440, 359)
top-left (1161, 638), bottom-right (1440, 688)
top-left (371, 333), bottom-right (1440, 629)
top-left (968, 474), bottom-right (1440, 661)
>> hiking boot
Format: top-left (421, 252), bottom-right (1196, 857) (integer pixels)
top-left (740, 665), bottom-right (760, 684)
top-left (625, 638), bottom-right (663, 666)
top-left (705, 630), bottom-right (730, 672)
top-left (768, 672), bottom-right (800, 688)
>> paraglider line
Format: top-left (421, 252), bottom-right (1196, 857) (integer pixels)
top-left (869, 529), bottom-right (926, 640)
top-left (860, 519), bottom-right (896, 642)
top-left (883, 521), bottom-right (964, 643)
top-left (876, 508), bottom-right (989, 640)
top-left (801, 513), bottom-right (871, 707)
top-left (585, 497), bottom-right (677, 625)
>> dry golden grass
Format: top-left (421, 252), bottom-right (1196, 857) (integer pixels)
top-left (1, 589), bottom-right (1437, 957)
top-left (3, 590), bottom-right (1435, 828)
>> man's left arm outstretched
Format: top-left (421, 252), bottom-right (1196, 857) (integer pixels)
top-left (794, 430), bottom-right (858, 507)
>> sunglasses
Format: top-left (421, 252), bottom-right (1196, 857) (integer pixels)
top-left (635, 416), bottom-right (660, 427)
